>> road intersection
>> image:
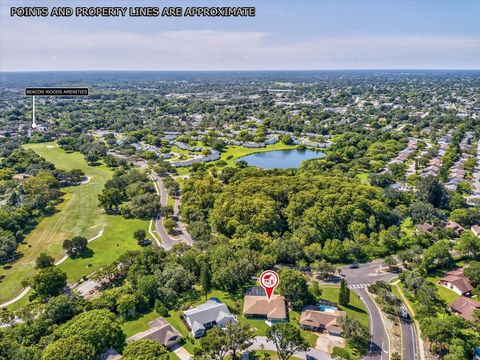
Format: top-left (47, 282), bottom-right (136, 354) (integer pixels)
top-left (339, 261), bottom-right (418, 360)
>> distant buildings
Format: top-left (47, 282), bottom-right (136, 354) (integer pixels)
top-left (421, 158), bottom-right (442, 178)
top-left (173, 141), bottom-right (202, 152)
top-left (243, 142), bottom-right (265, 148)
top-left (389, 138), bottom-right (418, 165)
top-left (265, 136), bottom-right (279, 145)
top-left (171, 149), bottom-right (220, 168)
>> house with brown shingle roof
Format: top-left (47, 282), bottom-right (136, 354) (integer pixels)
top-left (451, 297), bottom-right (480, 322)
top-left (416, 223), bottom-right (435, 234)
top-left (444, 221), bottom-right (465, 237)
top-left (243, 294), bottom-right (287, 323)
top-left (299, 306), bottom-right (346, 336)
top-left (127, 317), bottom-right (182, 348)
top-left (439, 268), bottom-right (473, 296)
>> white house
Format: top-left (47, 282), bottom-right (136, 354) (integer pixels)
top-left (471, 225), bottom-right (480, 237)
top-left (183, 300), bottom-right (236, 337)
top-left (438, 269), bottom-right (473, 296)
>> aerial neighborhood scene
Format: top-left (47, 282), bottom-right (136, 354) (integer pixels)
top-left (0, 1), bottom-right (479, 360)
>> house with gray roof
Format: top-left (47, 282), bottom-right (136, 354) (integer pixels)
top-left (183, 299), bottom-right (236, 337)
top-left (127, 317), bottom-right (182, 349)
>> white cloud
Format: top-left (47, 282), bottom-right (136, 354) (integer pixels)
top-left (1, 22), bottom-right (479, 70)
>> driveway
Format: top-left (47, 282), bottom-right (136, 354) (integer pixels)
top-left (243, 336), bottom-right (331, 360)
top-left (316, 334), bottom-right (345, 353)
top-left (171, 343), bottom-right (192, 360)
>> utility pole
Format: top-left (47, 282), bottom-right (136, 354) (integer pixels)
top-left (32, 95), bottom-right (37, 129)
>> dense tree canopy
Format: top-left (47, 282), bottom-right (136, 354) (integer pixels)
top-left (53, 309), bottom-right (125, 355)
top-left (122, 339), bottom-right (168, 360)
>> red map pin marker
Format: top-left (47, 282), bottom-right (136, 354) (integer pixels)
top-left (260, 270), bottom-right (279, 302)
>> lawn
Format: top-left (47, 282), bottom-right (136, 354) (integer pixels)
top-left (315, 286), bottom-right (369, 359)
top-left (425, 275), bottom-right (461, 305)
top-left (1, 142), bottom-right (148, 305)
top-left (422, 260), bottom-right (465, 306)
top-left (318, 285), bottom-right (369, 327)
top-left (122, 310), bottom-right (162, 338)
top-left (396, 281), bottom-right (456, 319)
top-left (59, 215), bottom-right (148, 283)
top-left (121, 292), bottom-right (218, 353)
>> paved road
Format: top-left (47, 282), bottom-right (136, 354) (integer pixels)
top-left (401, 315), bottom-right (418, 360)
top-left (339, 261), bottom-right (398, 360)
top-left (340, 261), bottom-right (420, 360)
top-left (0, 287), bottom-right (31, 308)
top-left (355, 288), bottom-right (388, 360)
top-left (110, 156), bottom-right (194, 250)
top-left (151, 172), bottom-right (193, 250)
top-left (339, 260), bottom-right (398, 287)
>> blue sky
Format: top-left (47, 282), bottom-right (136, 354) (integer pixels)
top-left (1, 0), bottom-right (479, 71)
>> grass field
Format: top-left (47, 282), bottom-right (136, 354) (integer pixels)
top-left (59, 215), bottom-right (148, 283)
top-left (1, 142), bottom-right (148, 304)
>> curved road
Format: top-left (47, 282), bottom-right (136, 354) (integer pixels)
top-left (355, 288), bottom-right (389, 360)
top-left (339, 261), bottom-right (418, 360)
top-left (150, 172), bottom-right (193, 250)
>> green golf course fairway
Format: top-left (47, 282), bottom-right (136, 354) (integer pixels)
top-left (0, 142), bottom-right (148, 304)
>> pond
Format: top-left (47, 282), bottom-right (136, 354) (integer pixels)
top-left (236, 149), bottom-right (325, 169)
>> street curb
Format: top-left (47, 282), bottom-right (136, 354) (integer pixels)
top-left (392, 283), bottom-right (425, 360)
top-left (366, 289), bottom-right (392, 360)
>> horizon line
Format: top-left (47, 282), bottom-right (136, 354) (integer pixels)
top-left (2, 68), bottom-right (480, 74)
